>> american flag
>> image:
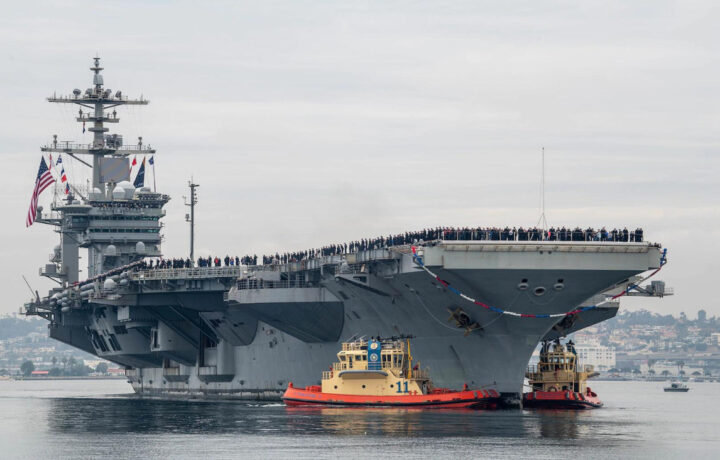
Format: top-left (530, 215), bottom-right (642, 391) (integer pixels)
top-left (26, 157), bottom-right (55, 227)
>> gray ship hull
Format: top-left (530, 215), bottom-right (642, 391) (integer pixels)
top-left (93, 242), bottom-right (661, 402)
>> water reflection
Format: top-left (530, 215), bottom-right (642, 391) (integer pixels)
top-left (283, 406), bottom-right (531, 437)
top-left (531, 410), bottom-right (583, 439)
top-left (45, 397), bottom-right (606, 440)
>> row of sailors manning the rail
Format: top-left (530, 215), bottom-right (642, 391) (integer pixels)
top-left (136, 226), bottom-right (644, 270)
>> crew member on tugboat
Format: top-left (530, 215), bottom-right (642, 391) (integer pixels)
top-left (523, 338), bottom-right (603, 409)
top-left (283, 336), bottom-right (500, 408)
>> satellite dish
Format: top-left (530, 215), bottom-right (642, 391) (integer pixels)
top-left (115, 90), bottom-right (122, 98)
top-left (104, 245), bottom-right (117, 257)
top-left (73, 88), bottom-right (81, 96)
top-left (135, 241), bottom-right (146, 254)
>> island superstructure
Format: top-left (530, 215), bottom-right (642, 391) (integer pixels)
top-left (23, 58), bottom-right (668, 405)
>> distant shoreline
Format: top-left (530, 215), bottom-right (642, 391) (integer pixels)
top-left (8, 375), bottom-right (127, 381)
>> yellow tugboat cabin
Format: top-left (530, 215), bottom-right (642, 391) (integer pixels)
top-left (321, 337), bottom-right (430, 396)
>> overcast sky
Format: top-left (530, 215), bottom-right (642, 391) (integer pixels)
top-left (1, 1), bottom-right (718, 317)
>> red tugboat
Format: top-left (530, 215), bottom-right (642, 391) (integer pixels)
top-left (283, 337), bottom-right (500, 408)
top-left (523, 339), bottom-right (602, 409)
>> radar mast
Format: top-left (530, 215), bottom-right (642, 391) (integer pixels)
top-left (42, 56), bottom-right (155, 191)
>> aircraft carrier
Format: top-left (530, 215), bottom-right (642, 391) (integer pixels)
top-left (23, 58), bottom-right (669, 406)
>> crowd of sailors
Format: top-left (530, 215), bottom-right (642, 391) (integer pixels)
top-left (137, 226), bottom-right (644, 270)
top-left (440, 226), bottom-right (643, 242)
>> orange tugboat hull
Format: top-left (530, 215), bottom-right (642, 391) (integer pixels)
top-left (523, 390), bottom-right (603, 409)
top-left (283, 384), bottom-right (500, 409)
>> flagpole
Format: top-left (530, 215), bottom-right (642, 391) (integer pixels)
top-left (152, 159), bottom-right (156, 192)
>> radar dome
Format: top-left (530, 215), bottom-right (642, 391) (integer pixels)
top-left (135, 241), bottom-right (146, 254)
top-left (112, 186), bottom-right (125, 200)
top-left (117, 181), bottom-right (136, 198)
top-left (103, 279), bottom-right (117, 291)
top-left (104, 245), bottom-right (117, 257)
top-left (90, 187), bottom-right (103, 201)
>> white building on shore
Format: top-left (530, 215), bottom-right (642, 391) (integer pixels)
top-left (575, 342), bottom-right (616, 371)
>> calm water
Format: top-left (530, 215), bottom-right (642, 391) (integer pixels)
top-left (0, 379), bottom-right (718, 459)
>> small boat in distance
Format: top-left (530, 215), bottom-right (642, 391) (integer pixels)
top-left (523, 339), bottom-right (603, 409)
top-left (664, 382), bottom-right (690, 392)
top-left (282, 337), bottom-right (500, 408)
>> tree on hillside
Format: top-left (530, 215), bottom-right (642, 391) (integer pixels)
top-left (676, 360), bottom-right (685, 373)
top-left (96, 363), bottom-right (108, 374)
top-left (20, 361), bottom-right (35, 376)
top-left (661, 370), bottom-right (670, 377)
top-left (51, 356), bottom-right (57, 366)
top-left (648, 369), bottom-right (656, 375)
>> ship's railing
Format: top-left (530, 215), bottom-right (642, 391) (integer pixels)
top-left (409, 368), bottom-right (430, 380)
top-left (42, 141), bottom-right (154, 151)
top-left (527, 363), bottom-right (594, 374)
top-left (322, 371), bottom-right (332, 380)
top-left (131, 267), bottom-right (243, 281)
top-left (331, 361), bottom-right (403, 372)
top-left (87, 291), bottom-right (121, 301)
top-left (251, 249), bottom-right (401, 274)
top-left (341, 341), bottom-right (404, 352)
top-left (235, 278), bottom-right (314, 290)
